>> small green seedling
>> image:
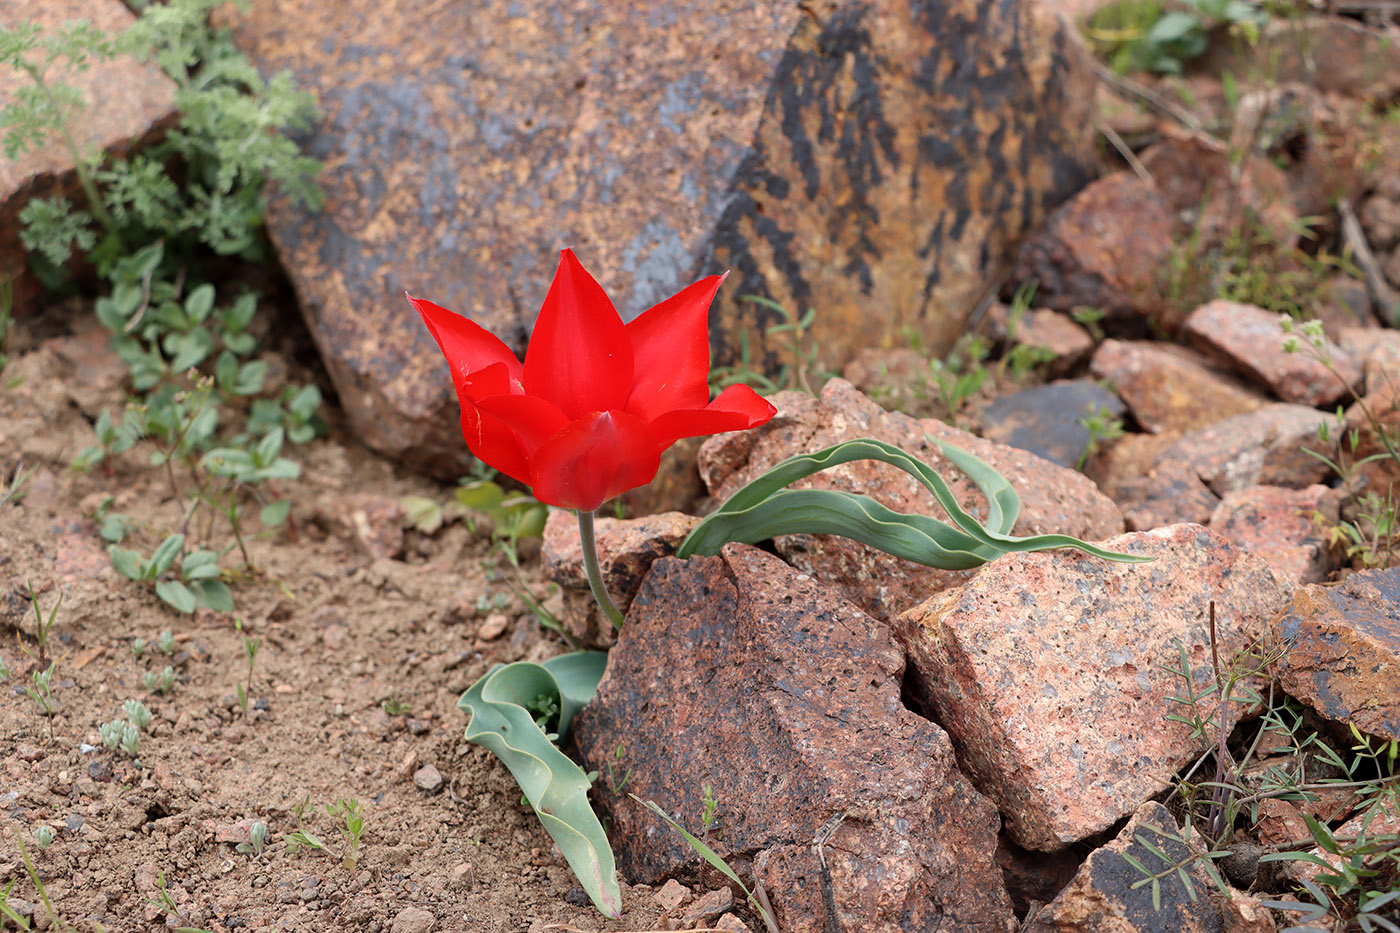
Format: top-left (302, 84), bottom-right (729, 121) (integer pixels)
top-left (631, 795), bottom-right (779, 933)
top-left (131, 636), bottom-right (146, 658)
top-left (236, 821), bottom-right (268, 858)
top-left (22, 583), bottom-right (62, 661)
top-left (35, 825), bottom-right (53, 851)
top-left (123, 698), bottom-right (153, 730)
top-left (110, 533), bottom-right (234, 614)
top-left (144, 665), bottom-right (176, 695)
top-left (234, 616), bottom-right (259, 716)
top-left (157, 629), bottom-right (176, 655)
top-left (382, 697), bottom-right (411, 717)
top-left (700, 785), bottom-right (719, 833)
top-left (326, 799), bottom-right (364, 870)
top-left (25, 661), bottom-right (56, 717)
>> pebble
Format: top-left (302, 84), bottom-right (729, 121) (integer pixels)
top-left (449, 862), bottom-right (475, 890)
top-left (477, 613), bottom-right (509, 641)
top-left (413, 764), bottom-right (443, 794)
top-left (390, 906), bottom-right (435, 933)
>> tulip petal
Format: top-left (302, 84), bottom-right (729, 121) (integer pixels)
top-left (408, 293), bottom-right (523, 389)
top-left (528, 410), bottom-right (661, 511)
top-left (474, 395), bottom-right (570, 458)
top-left (458, 402), bottom-right (533, 486)
top-left (623, 272), bottom-right (726, 422)
top-left (523, 250), bottom-right (633, 419)
top-left (646, 384), bottom-right (778, 450)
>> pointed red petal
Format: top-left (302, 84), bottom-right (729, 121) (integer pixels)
top-left (474, 395), bottom-right (570, 458)
top-left (527, 410), bottom-right (660, 511)
top-left (522, 250), bottom-right (633, 419)
top-left (624, 272), bottom-right (725, 422)
top-left (646, 385), bottom-right (778, 450)
top-left (408, 293), bottom-right (523, 389)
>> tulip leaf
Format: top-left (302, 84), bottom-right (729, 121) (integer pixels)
top-left (677, 436), bottom-right (1150, 567)
top-left (459, 652), bottom-right (621, 918)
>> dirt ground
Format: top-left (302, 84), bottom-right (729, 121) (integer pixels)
top-left (0, 305), bottom-right (674, 932)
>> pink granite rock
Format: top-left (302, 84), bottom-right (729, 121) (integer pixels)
top-left (1183, 301), bottom-right (1361, 407)
top-left (1106, 404), bottom-right (1335, 530)
top-left (1208, 485), bottom-right (1339, 585)
top-left (541, 508), bottom-right (699, 647)
top-left (574, 544), bottom-right (1017, 932)
top-left (698, 378), bottom-right (1125, 621)
top-left (1089, 339), bottom-right (1266, 435)
top-left (979, 303), bottom-right (1096, 378)
top-left (897, 523), bottom-right (1293, 851)
top-left (1272, 568), bottom-right (1400, 741)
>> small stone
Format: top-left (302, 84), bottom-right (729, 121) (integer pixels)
top-left (390, 906), bottom-right (435, 933)
top-left (412, 764), bottom-right (443, 794)
top-left (449, 862), bottom-right (475, 890)
top-left (15, 745), bottom-right (43, 762)
top-left (322, 624), bottom-right (347, 650)
top-left (476, 614), bottom-right (509, 641)
top-left (396, 750), bottom-right (420, 782)
top-left (563, 888), bottom-right (590, 907)
top-left (714, 914), bottom-right (752, 933)
top-left (652, 878), bottom-right (693, 912)
top-left (680, 888), bottom-right (735, 925)
top-left (87, 760), bottom-right (114, 783)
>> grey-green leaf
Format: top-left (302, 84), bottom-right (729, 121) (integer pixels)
top-left (459, 653), bottom-right (620, 918)
top-left (678, 436), bottom-right (1150, 568)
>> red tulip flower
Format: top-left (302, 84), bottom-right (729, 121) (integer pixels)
top-left (408, 249), bottom-right (776, 512)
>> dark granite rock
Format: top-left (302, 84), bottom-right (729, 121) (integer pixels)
top-left (574, 544), bottom-right (1017, 933)
top-left (979, 380), bottom-right (1124, 469)
top-left (1022, 802), bottom-right (1226, 933)
top-left (230, 0), bottom-right (1097, 474)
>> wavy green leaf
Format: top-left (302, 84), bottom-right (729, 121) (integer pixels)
top-left (459, 652), bottom-right (620, 918)
top-left (678, 436), bottom-right (1149, 567)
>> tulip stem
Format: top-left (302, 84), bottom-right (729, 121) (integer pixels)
top-left (577, 509), bottom-right (625, 630)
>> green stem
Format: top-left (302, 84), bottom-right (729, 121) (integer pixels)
top-left (577, 509), bottom-right (624, 630)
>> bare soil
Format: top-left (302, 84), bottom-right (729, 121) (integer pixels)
top-left (0, 310), bottom-right (671, 932)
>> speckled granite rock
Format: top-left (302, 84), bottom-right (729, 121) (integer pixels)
top-left (1009, 173), bottom-right (1174, 336)
top-left (1208, 484), bottom-right (1338, 585)
top-left (1272, 568), bottom-right (1400, 741)
top-left (1089, 339), bottom-right (1266, 435)
top-left (1108, 404), bottom-right (1335, 531)
top-left (896, 523), bottom-right (1293, 851)
top-left (0, 0), bottom-right (178, 318)
top-left (574, 544), bottom-right (1017, 933)
top-left (541, 508), bottom-right (699, 647)
top-left (1183, 301), bottom-right (1362, 408)
top-left (229, 0), bottom-right (1097, 475)
top-left (1022, 802), bottom-right (1228, 933)
top-left (698, 379), bottom-right (1124, 621)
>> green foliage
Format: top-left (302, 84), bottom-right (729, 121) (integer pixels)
top-left (459, 652), bottom-right (620, 918)
top-left (1086, 0), bottom-right (1267, 75)
top-left (1077, 402), bottom-right (1126, 471)
top-left (710, 295), bottom-right (836, 397)
top-left (1283, 318), bottom-right (1400, 570)
top-left (21, 583), bottom-right (62, 662)
top-left (326, 799), bottom-right (365, 870)
top-left (4, 4), bottom-right (326, 618)
top-left (677, 436), bottom-right (1151, 568)
top-left (110, 532), bottom-right (233, 614)
top-left (1134, 615), bottom-right (1400, 927)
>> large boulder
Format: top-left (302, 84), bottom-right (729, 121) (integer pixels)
top-left (229, 0), bottom-right (1098, 474)
top-left (574, 544), bottom-right (1018, 932)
